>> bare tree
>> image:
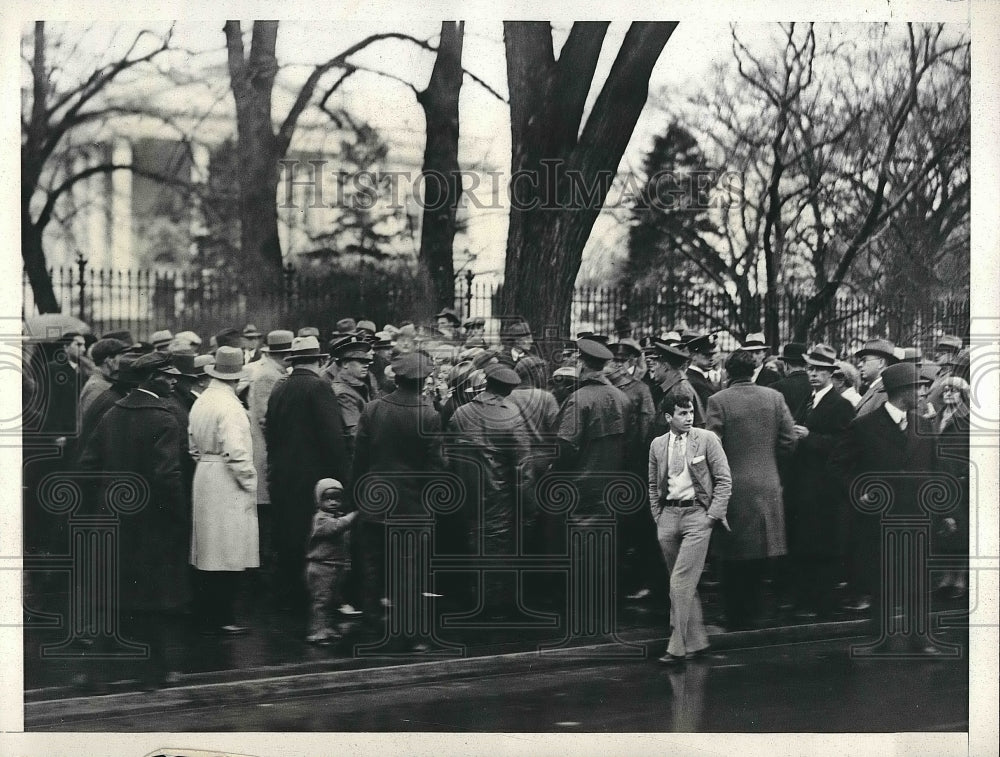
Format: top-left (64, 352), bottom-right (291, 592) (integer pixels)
top-left (500, 21), bottom-right (677, 336)
top-left (415, 21), bottom-right (466, 313)
top-left (635, 22), bottom-right (969, 343)
top-left (21, 21), bottom-right (174, 313)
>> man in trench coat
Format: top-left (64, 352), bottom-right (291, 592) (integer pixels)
top-left (188, 347), bottom-right (259, 636)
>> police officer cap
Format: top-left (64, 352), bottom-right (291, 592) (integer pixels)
top-left (330, 334), bottom-right (373, 361)
top-left (132, 351), bottom-right (181, 376)
top-left (392, 352), bottom-right (434, 381)
top-left (577, 338), bottom-right (614, 362)
top-left (484, 362), bottom-right (521, 386)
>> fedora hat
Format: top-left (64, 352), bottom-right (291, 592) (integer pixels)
top-left (854, 338), bottom-right (898, 363)
top-left (242, 323), bottom-right (262, 338)
top-left (610, 338), bottom-right (642, 359)
top-left (204, 346), bottom-right (248, 380)
top-left (214, 327), bottom-right (243, 350)
top-left (881, 362), bottom-right (928, 392)
top-left (434, 307), bottom-right (461, 326)
top-left (936, 334), bottom-right (962, 352)
top-left (171, 353), bottom-right (203, 378)
top-left (286, 335), bottom-right (329, 362)
top-left (778, 342), bottom-right (808, 362)
top-left (739, 332), bottom-right (769, 351)
top-left (686, 332), bottom-right (718, 355)
top-left (804, 344), bottom-right (838, 369)
top-left (297, 326), bottom-right (320, 338)
top-left (150, 329), bottom-right (174, 348)
top-left (261, 329), bottom-right (295, 354)
top-left (503, 320), bottom-right (532, 338)
top-left (356, 320), bottom-right (377, 335)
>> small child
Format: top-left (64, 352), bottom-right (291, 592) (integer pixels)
top-left (305, 478), bottom-right (358, 644)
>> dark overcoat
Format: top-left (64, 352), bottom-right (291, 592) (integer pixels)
top-left (265, 366), bottom-right (349, 560)
top-left (772, 369), bottom-right (811, 423)
top-left (705, 381), bottom-right (796, 560)
top-left (554, 373), bottom-right (631, 517)
top-left (77, 390), bottom-right (190, 612)
top-left (448, 391), bottom-right (534, 552)
top-left (352, 387), bottom-right (446, 519)
top-left (686, 368), bottom-right (718, 413)
top-left (783, 388), bottom-right (856, 557)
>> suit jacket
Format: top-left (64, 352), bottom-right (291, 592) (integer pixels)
top-left (830, 404), bottom-right (940, 518)
top-left (648, 427), bottom-right (732, 524)
top-left (784, 387), bottom-right (856, 556)
top-left (854, 376), bottom-right (888, 418)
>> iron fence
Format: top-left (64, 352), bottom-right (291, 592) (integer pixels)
top-left (23, 259), bottom-right (969, 354)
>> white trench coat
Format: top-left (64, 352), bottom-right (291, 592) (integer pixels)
top-left (189, 379), bottom-right (260, 571)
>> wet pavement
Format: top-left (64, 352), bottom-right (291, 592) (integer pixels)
top-left (24, 568), bottom-right (972, 699)
top-left (33, 631), bottom-right (969, 732)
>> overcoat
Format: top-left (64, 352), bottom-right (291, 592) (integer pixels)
top-left (265, 366), bottom-right (349, 508)
top-left (705, 380), bottom-right (796, 560)
top-left (245, 356), bottom-right (286, 505)
top-left (686, 367), bottom-right (718, 412)
top-left (554, 373), bottom-right (631, 517)
top-left (783, 388), bottom-right (856, 557)
top-left (188, 379), bottom-right (259, 571)
top-left (77, 389), bottom-right (190, 612)
top-left (352, 387), bottom-right (446, 519)
top-left (449, 391), bottom-right (534, 551)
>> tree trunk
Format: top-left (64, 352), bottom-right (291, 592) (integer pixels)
top-left (225, 21), bottom-right (284, 289)
top-left (500, 22), bottom-right (676, 337)
top-left (416, 21), bottom-right (464, 315)
top-left (22, 215), bottom-right (59, 314)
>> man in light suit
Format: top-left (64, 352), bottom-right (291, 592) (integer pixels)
top-left (649, 390), bottom-right (732, 664)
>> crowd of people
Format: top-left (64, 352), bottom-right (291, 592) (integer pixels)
top-left (25, 306), bottom-right (972, 684)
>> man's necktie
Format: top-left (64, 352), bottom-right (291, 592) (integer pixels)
top-left (669, 434), bottom-right (685, 477)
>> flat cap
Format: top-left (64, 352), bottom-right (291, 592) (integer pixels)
top-left (484, 363), bottom-right (521, 386)
top-left (132, 351), bottom-right (181, 376)
top-left (392, 352), bottom-right (435, 381)
top-left (91, 338), bottom-right (129, 365)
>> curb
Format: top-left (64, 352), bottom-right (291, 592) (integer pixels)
top-left (25, 618), bottom-right (872, 729)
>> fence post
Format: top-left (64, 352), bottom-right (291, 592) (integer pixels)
top-left (464, 270), bottom-right (475, 318)
top-left (75, 253), bottom-right (88, 322)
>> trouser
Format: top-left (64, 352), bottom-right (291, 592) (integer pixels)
top-left (722, 558), bottom-right (766, 628)
top-left (620, 506), bottom-right (669, 600)
top-left (306, 561), bottom-right (345, 635)
top-left (655, 505), bottom-right (713, 657)
top-left (192, 570), bottom-right (240, 629)
top-left (358, 519), bottom-right (387, 617)
top-left (273, 498), bottom-right (312, 614)
top-left (847, 510), bottom-right (881, 599)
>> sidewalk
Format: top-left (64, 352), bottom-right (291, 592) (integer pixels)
top-left (25, 571), bottom-right (969, 705)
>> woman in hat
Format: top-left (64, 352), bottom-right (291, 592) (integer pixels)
top-left (188, 346), bottom-right (259, 636)
top-left (934, 376), bottom-right (971, 601)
